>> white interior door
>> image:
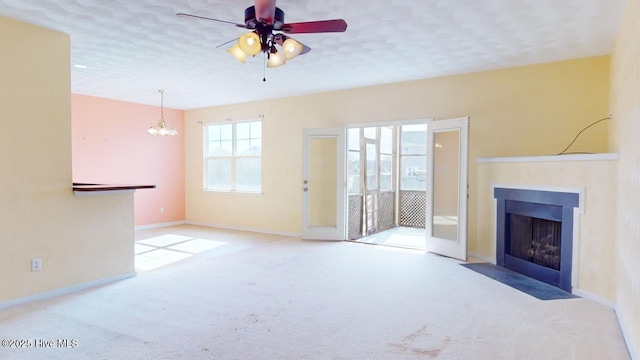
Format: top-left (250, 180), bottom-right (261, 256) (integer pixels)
top-left (302, 128), bottom-right (346, 240)
top-left (425, 117), bottom-right (469, 260)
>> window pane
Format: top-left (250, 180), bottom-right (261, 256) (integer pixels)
top-left (206, 158), bottom-right (232, 190)
top-left (348, 128), bottom-right (360, 151)
top-left (208, 140), bottom-right (232, 156)
top-left (250, 121), bottom-right (262, 137)
top-left (208, 126), bottom-right (221, 141)
top-left (250, 139), bottom-right (262, 155)
top-left (401, 124), bottom-right (427, 155)
top-left (220, 124), bottom-right (232, 140)
top-left (236, 157), bottom-right (261, 192)
top-left (236, 122), bottom-right (250, 140)
top-left (400, 155), bottom-right (426, 190)
top-left (347, 151), bottom-right (361, 194)
top-left (236, 139), bottom-right (251, 155)
top-left (236, 121), bottom-right (262, 156)
top-left (364, 127), bottom-right (377, 139)
top-left (381, 127), bottom-right (393, 154)
top-left (237, 139), bottom-right (261, 156)
top-left (380, 154), bottom-right (393, 191)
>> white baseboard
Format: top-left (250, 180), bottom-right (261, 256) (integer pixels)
top-left (615, 304), bottom-right (638, 360)
top-left (0, 272), bottom-right (136, 311)
top-left (467, 252), bottom-right (496, 264)
top-left (135, 220), bottom-right (186, 231)
top-left (571, 288), bottom-right (616, 308)
top-left (186, 221), bottom-right (301, 238)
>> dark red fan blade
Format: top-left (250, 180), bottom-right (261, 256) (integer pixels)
top-left (176, 13), bottom-right (248, 28)
top-left (281, 19), bottom-right (347, 34)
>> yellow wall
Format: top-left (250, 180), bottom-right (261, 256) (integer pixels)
top-left (186, 56), bottom-right (610, 245)
top-left (610, 0), bottom-right (640, 354)
top-left (0, 16), bottom-right (135, 303)
top-left (476, 159), bottom-right (618, 300)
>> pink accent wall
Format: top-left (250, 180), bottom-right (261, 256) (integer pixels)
top-left (71, 94), bottom-right (185, 226)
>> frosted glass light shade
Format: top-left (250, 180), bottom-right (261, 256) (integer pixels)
top-left (267, 49), bottom-right (286, 68)
top-left (282, 38), bottom-right (303, 60)
top-left (227, 44), bottom-right (246, 63)
top-left (239, 32), bottom-right (261, 56)
top-left (148, 120), bottom-right (178, 136)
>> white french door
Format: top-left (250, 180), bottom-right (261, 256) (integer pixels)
top-left (301, 128), bottom-right (346, 241)
top-left (425, 117), bottom-right (469, 260)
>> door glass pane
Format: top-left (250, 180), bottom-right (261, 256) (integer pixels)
top-left (365, 143), bottom-right (377, 190)
top-left (401, 124), bottom-right (427, 155)
top-left (309, 137), bottom-right (337, 227)
top-left (400, 155), bottom-right (426, 190)
top-left (380, 127), bottom-right (393, 154)
top-left (432, 130), bottom-right (459, 241)
top-left (347, 151), bottom-right (361, 194)
top-left (380, 154), bottom-right (393, 191)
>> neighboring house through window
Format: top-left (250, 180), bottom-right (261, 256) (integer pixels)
top-left (204, 120), bottom-right (262, 192)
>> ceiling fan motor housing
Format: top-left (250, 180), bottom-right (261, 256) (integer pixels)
top-left (245, 6), bottom-right (284, 29)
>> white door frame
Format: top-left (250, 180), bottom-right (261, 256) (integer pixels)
top-left (425, 117), bottom-right (469, 260)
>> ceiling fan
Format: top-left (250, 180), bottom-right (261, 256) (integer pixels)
top-left (177, 0), bottom-right (347, 73)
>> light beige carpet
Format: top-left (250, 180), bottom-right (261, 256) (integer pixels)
top-left (0, 227), bottom-right (631, 359)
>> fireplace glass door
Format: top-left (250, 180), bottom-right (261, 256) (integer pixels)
top-left (508, 215), bottom-right (561, 271)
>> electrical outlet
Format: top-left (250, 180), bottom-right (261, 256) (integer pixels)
top-left (160, 207), bottom-right (165, 214)
top-left (31, 258), bottom-right (42, 272)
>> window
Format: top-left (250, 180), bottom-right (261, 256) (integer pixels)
top-left (204, 120), bottom-right (262, 192)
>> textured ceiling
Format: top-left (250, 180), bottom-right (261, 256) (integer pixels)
top-left (0, 0), bottom-right (626, 110)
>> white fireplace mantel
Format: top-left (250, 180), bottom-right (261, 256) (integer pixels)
top-left (476, 153), bottom-right (619, 306)
top-left (477, 153), bottom-right (619, 164)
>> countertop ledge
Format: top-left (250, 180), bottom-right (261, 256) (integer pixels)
top-left (73, 183), bottom-right (156, 192)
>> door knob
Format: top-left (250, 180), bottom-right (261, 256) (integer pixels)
top-left (303, 187), bottom-right (308, 192)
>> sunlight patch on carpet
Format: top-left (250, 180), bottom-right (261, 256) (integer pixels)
top-left (135, 234), bottom-right (227, 271)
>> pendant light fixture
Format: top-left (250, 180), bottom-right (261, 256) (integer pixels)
top-left (147, 90), bottom-right (178, 136)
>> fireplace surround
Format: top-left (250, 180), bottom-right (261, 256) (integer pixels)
top-left (494, 187), bottom-right (579, 292)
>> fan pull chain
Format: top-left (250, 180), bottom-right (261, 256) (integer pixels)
top-left (263, 52), bottom-right (267, 82)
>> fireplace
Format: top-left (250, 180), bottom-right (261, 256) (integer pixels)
top-left (494, 188), bottom-right (579, 292)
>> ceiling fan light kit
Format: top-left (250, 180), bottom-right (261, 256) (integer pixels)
top-left (238, 32), bottom-right (262, 56)
top-left (267, 47), bottom-right (286, 68)
top-left (178, 0), bottom-right (347, 73)
top-left (282, 38), bottom-right (303, 60)
top-left (227, 44), bottom-right (247, 63)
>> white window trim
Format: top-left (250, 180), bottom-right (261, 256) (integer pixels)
top-left (203, 119), bottom-right (262, 193)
